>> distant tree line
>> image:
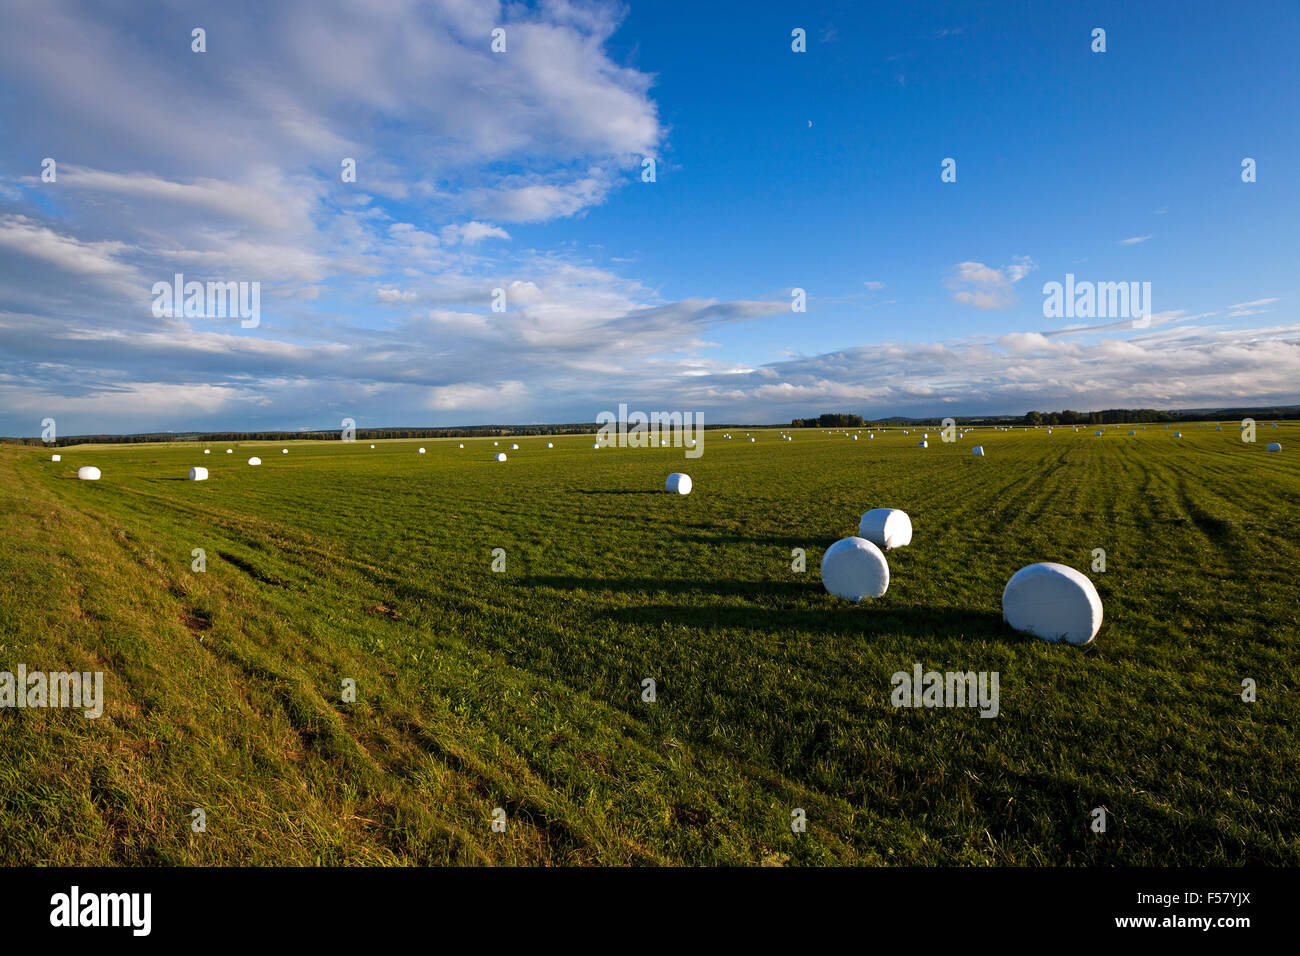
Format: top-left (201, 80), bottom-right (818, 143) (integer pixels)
top-left (791, 413), bottom-right (866, 428)
top-left (4, 405), bottom-right (1295, 445)
top-left (791, 405), bottom-right (1300, 429)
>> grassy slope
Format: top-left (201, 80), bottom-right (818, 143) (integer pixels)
top-left (1, 424), bottom-right (1297, 865)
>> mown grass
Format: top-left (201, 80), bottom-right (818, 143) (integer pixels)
top-left (1, 423), bottom-right (1297, 865)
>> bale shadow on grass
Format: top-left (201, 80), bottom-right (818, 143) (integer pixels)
top-left (522, 574), bottom-right (810, 600)
top-left (601, 601), bottom-right (1010, 640)
top-left (574, 489), bottom-right (661, 496)
top-left (522, 574), bottom-right (1011, 640)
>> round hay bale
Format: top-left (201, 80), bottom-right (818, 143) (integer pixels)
top-left (592, 442), bottom-right (600, 449)
top-left (458, 443), bottom-right (464, 448)
top-left (972, 445), bottom-right (985, 456)
top-left (226, 449), bottom-right (233, 453)
top-left (665, 473), bottom-right (692, 495)
top-left (1001, 562), bottom-right (1102, 645)
top-left (1266, 442), bottom-right (1282, 452)
top-left (281, 448), bottom-right (288, 454)
top-left (918, 440), bottom-right (928, 448)
top-left (248, 457), bottom-right (262, 466)
top-left (820, 537), bottom-right (890, 601)
top-left (203, 449), bottom-right (210, 454)
top-left (51, 454), bottom-right (61, 461)
top-left (1174, 432), bottom-right (1182, 438)
top-left (77, 466), bottom-right (100, 480)
top-left (510, 443), bottom-right (519, 450)
top-left (418, 448), bottom-right (426, 454)
top-left (189, 467), bottom-right (208, 481)
top-left (370, 444), bottom-right (375, 448)
top-left (857, 508), bottom-right (913, 550)
top-left (546, 442), bottom-right (554, 448)
top-left (494, 452), bottom-right (507, 462)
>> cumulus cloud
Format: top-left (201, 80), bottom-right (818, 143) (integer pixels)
top-left (944, 256), bottom-right (1037, 309)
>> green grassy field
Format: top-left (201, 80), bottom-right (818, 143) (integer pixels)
top-left (1, 423), bottom-right (1297, 865)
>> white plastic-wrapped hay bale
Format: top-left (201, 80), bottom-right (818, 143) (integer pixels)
top-left (281, 448), bottom-right (288, 454)
top-left (370, 444), bottom-right (376, 448)
top-left (77, 466), bottom-right (100, 480)
top-left (546, 442), bottom-right (553, 448)
top-left (51, 454), bottom-right (61, 462)
top-left (592, 442), bottom-right (600, 449)
top-left (189, 467), bottom-right (208, 481)
top-left (1173, 432), bottom-right (1182, 438)
top-left (494, 452), bottom-right (507, 462)
top-left (922, 433), bottom-right (929, 439)
top-left (665, 473), bottom-right (692, 495)
top-left (203, 449), bottom-right (210, 454)
top-left (852, 434), bottom-right (858, 440)
top-left (972, 445), bottom-right (985, 456)
top-left (458, 443), bottom-right (464, 448)
top-left (418, 448), bottom-right (426, 454)
top-left (1267, 442), bottom-right (1282, 452)
top-left (918, 440), bottom-right (928, 448)
top-left (248, 457), bottom-right (262, 466)
top-left (510, 443), bottom-right (519, 450)
top-left (857, 508), bottom-right (913, 550)
top-left (1002, 563), bottom-right (1102, 645)
top-left (821, 537), bottom-right (890, 601)
top-left (749, 437), bottom-right (755, 443)
top-left (493, 441), bottom-right (499, 446)
top-left (226, 449), bottom-right (233, 454)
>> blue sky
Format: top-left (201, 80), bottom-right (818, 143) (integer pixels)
top-left (0, 0), bottom-right (1296, 435)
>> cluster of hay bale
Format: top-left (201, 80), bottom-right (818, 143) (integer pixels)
top-left (816, 503), bottom-right (1103, 646)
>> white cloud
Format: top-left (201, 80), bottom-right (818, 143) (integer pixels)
top-left (944, 256), bottom-right (1036, 310)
